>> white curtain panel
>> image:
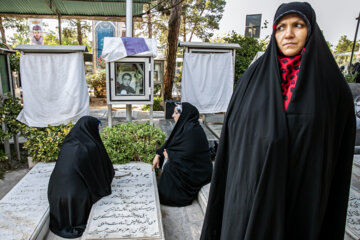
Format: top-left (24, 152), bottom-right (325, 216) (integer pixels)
top-left (17, 52), bottom-right (89, 127)
top-left (101, 37), bottom-right (157, 62)
top-left (181, 52), bottom-right (233, 113)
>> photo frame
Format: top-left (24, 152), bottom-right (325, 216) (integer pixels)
top-left (108, 57), bottom-right (153, 104)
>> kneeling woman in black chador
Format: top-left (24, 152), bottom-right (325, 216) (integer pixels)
top-left (201, 2), bottom-right (355, 240)
top-left (152, 102), bottom-right (213, 206)
top-left (48, 116), bottom-right (114, 238)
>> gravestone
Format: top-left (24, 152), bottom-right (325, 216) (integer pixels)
top-left (82, 162), bottom-right (164, 240)
top-left (347, 187), bottom-right (360, 239)
top-left (0, 162), bottom-right (55, 240)
top-left (198, 183), bottom-right (210, 214)
top-left (206, 124), bottom-right (223, 139)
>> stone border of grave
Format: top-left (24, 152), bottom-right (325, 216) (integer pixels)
top-left (0, 162), bottom-right (55, 240)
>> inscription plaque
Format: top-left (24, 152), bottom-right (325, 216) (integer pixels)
top-left (82, 162), bottom-right (164, 240)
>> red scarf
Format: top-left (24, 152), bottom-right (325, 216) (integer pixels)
top-left (278, 52), bottom-right (303, 111)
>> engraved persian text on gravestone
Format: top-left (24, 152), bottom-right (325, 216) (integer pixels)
top-left (83, 162), bottom-right (164, 240)
top-left (0, 163), bottom-right (55, 240)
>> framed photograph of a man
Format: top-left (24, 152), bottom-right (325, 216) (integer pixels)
top-left (115, 63), bottom-right (144, 96)
top-left (108, 57), bottom-right (153, 104)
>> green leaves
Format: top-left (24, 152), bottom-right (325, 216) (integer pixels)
top-left (221, 31), bottom-right (268, 86)
top-left (141, 96), bottom-right (164, 111)
top-left (100, 122), bottom-right (166, 165)
top-left (86, 70), bottom-right (106, 98)
top-left (22, 122), bottom-right (74, 163)
top-left (0, 93), bottom-right (25, 142)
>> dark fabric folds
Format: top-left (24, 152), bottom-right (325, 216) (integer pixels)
top-left (201, 2), bottom-right (355, 240)
top-left (48, 116), bottom-right (114, 238)
top-left (156, 102), bottom-right (213, 206)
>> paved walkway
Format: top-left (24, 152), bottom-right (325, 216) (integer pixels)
top-left (0, 168), bottom-right (28, 200)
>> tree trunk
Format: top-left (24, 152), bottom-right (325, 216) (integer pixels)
top-left (0, 17), bottom-right (7, 44)
top-left (183, 15), bottom-right (186, 42)
top-left (76, 20), bottom-right (82, 45)
top-left (147, 3), bottom-right (152, 38)
top-left (164, 0), bottom-right (183, 100)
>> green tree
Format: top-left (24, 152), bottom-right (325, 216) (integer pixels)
top-left (138, 0), bottom-right (226, 99)
top-left (0, 17), bottom-right (30, 47)
top-left (335, 35), bottom-right (359, 53)
top-left (220, 31), bottom-right (268, 85)
top-left (180, 0), bottom-right (226, 42)
top-left (136, 0), bottom-right (226, 46)
top-left (164, 0), bottom-right (183, 100)
top-left (43, 20), bottom-right (92, 51)
top-left (334, 35), bottom-right (360, 66)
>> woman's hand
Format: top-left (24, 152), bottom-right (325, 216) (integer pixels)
top-left (152, 154), bottom-right (160, 170)
top-left (163, 149), bottom-right (169, 159)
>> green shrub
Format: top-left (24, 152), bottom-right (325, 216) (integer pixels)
top-left (154, 83), bottom-right (162, 96)
top-left (0, 149), bottom-right (9, 179)
top-left (220, 31), bottom-right (268, 86)
top-left (0, 93), bottom-right (25, 142)
top-left (141, 96), bottom-right (164, 111)
top-left (101, 122), bottom-right (166, 164)
top-left (23, 123), bottom-right (74, 162)
top-left (86, 70), bottom-right (106, 98)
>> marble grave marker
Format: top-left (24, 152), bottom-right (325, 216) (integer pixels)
top-left (82, 162), bottom-right (164, 240)
top-left (0, 163), bottom-right (55, 240)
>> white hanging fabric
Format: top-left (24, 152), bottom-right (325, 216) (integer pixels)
top-left (101, 37), bottom-right (157, 62)
top-left (181, 52), bottom-right (233, 113)
top-left (17, 52), bottom-right (89, 127)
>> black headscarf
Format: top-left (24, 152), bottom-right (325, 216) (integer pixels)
top-left (156, 102), bottom-right (213, 206)
top-left (48, 116), bottom-right (114, 238)
top-left (201, 2), bottom-right (355, 240)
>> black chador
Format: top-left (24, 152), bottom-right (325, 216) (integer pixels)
top-left (201, 2), bottom-right (355, 240)
top-left (156, 102), bottom-right (213, 206)
top-left (48, 116), bottom-right (114, 238)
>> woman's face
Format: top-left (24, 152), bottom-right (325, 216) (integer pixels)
top-left (172, 107), bottom-right (180, 123)
top-left (275, 13), bottom-right (308, 57)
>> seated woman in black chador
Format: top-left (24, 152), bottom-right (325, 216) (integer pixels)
top-left (201, 2), bottom-right (355, 240)
top-left (152, 102), bottom-right (213, 207)
top-left (48, 116), bottom-right (114, 238)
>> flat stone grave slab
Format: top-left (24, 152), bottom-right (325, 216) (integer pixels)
top-left (89, 109), bottom-right (108, 119)
top-left (205, 124), bottom-right (223, 139)
top-left (198, 183), bottom-right (210, 214)
top-left (203, 113), bottom-right (224, 124)
top-left (200, 123), bottom-right (217, 142)
top-left (352, 155), bottom-right (360, 192)
top-left (154, 119), bottom-right (174, 139)
top-left (0, 162), bottom-right (55, 240)
top-left (82, 162), bottom-right (164, 240)
top-left (347, 187), bottom-right (360, 239)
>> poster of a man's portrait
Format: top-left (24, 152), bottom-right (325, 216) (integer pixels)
top-left (115, 63), bottom-right (144, 96)
top-left (29, 19), bottom-right (44, 45)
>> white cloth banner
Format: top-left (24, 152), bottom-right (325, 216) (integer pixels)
top-left (17, 52), bottom-right (89, 127)
top-left (101, 37), bottom-right (157, 62)
top-left (181, 52), bottom-right (233, 113)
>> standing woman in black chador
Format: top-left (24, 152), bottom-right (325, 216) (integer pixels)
top-left (201, 2), bottom-right (355, 240)
top-left (48, 116), bottom-right (114, 238)
top-left (152, 102), bottom-right (213, 206)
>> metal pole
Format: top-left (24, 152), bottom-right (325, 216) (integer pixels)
top-left (150, 104), bottom-right (153, 125)
top-left (92, 21), bottom-right (96, 74)
top-left (58, 15), bottom-right (62, 45)
top-left (350, 13), bottom-right (360, 68)
top-left (126, 0), bottom-right (133, 122)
